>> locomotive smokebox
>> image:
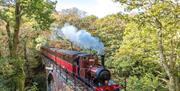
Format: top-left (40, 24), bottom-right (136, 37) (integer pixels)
top-left (101, 55), bottom-right (105, 66)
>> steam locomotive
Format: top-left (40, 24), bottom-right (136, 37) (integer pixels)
top-left (41, 46), bottom-right (120, 91)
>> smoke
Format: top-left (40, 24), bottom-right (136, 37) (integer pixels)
top-left (52, 23), bottom-right (104, 55)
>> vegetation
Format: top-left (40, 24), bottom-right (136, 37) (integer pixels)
top-left (0, 0), bottom-right (179, 91)
top-left (0, 0), bottom-right (55, 91)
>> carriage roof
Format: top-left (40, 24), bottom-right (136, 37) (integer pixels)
top-left (49, 47), bottom-right (91, 57)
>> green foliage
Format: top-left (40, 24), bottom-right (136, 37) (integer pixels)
top-left (92, 14), bottom-right (125, 58)
top-left (0, 57), bottom-right (25, 91)
top-left (127, 74), bottom-right (159, 91)
top-left (26, 82), bottom-right (38, 91)
top-left (32, 74), bottom-right (46, 91)
top-left (0, 6), bottom-right (14, 22)
top-left (0, 58), bottom-right (15, 91)
top-left (0, 0), bottom-right (55, 90)
top-left (55, 7), bottom-right (87, 28)
top-left (23, 0), bottom-right (56, 30)
top-left (111, 0), bottom-right (180, 91)
top-left (0, 0), bottom-right (55, 30)
top-left (78, 15), bottom-right (98, 30)
top-left (0, 0), bottom-right (179, 90)
top-left (35, 35), bottom-right (48, 50)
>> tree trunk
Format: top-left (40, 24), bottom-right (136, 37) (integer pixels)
top-left (156, 28), bottom-right (176, 91)
top-left (12, 0), bottom-right (21, 56)
top-left (6, 21), bottom-right (13, 57)
top-left (13, 0), bottom-right (25, 91)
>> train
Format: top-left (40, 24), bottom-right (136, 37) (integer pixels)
top-left (41, 46), bottom-right (120, 91)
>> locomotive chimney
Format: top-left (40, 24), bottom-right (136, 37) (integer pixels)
top-left (101, 55), bottom-right (105, 66)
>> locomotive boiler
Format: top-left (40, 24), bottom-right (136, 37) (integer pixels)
top-left (41, 46), bottom-right (120, 91)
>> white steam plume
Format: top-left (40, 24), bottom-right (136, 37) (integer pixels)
top-left (53, 23), bottom-right (104, 55)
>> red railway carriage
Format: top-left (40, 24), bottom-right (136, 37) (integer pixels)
top-left (41, 46), bottom-right (120, 91)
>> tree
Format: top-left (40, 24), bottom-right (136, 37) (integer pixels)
top-left (50, 8), bottom-right (98, 49)
top-left (55, 7), bottom-right (87, 29)
top-left (92, 14), bottom-right (125, 59)
top-left (0, 0), bottom-right (55, 57)
top-left (0, 0), bottom-right (56, 91)
top-left (113, 0), bottom-right (180, 91)
top-left (78, 15), bottom-right (98, 30)
top-left (113, 21), bottom-right (164, 90)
